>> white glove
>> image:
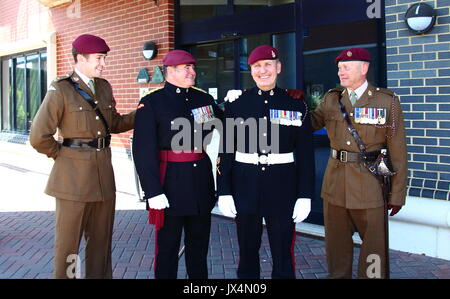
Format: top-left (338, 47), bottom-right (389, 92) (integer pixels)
top-left (292, 198), bottom-right (311, 223)
top-left (224, 89), bottom-right (242, 103)
top-left (148, 194), bottom-right (170, 210)
top-left (218, 195), bottom-right (237, 218)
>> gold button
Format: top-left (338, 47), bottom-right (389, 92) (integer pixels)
top-left (193, 163), bottom-right (197, 167)
top-left (261, 167), bottom-right (266, 171)
top-left (98, 131), bottom-right (101, 135)
top-left (346, 141), bottom-right (351, 145)
top-left (96, 116), bottom-right (100, 120)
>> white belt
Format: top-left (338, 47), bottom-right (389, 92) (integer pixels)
top-left (235, 151), bottom-right (294, 165)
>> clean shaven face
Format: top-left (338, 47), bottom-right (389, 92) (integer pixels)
top-left (77, 53), bottom-right (107, 78)
top-left (250, 59), bottom-right (281, 91)
top-left (337, 60), bottom-right (369, 90)
top-left (167, 64), bottom-right (196, 88)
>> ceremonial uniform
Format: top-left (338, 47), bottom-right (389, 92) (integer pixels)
top-left (311, 48), bottom-right (407, 278)
top-left (217, 45), bottom-right (314, 279)
top-left (132, 50), bottom-right (222, 279)
top-left (29, 34), bottom-right (135, 279)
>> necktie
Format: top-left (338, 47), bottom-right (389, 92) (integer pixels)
top-left (349, 90), bottom-right (357, 106)
top-left (88, 79), bottom-right (95, 95)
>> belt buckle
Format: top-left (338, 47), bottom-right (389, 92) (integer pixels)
top-left (340, 150), bottom-right (348, 163)
top-left (258, 154), bottom-right (268, 165)
top-left (98, 137), bottom-right (105, 149)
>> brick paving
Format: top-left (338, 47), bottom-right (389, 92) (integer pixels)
top-left (1, 210), bottom-right (450, 279)
top-left (1, 140), bottom-right (450, 279)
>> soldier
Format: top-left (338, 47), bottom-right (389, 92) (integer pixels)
top-left (132, 50), bottom-right (222, 279)
top-left (311, 47), bottom-right (407, 278)
top-left (29, 34), bottom-right (135, 278)
top-left (217, 45), bottom-right (315, 279)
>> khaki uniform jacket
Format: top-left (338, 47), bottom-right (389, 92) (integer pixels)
top-left (30, 71), bottom-right (135, 202)
top-left (311, 85), bottom-right (407, 209)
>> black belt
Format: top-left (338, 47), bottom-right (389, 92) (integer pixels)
top-left (62, 136), bottom-right (111, 149)
top-left (331, 148), bottom-right (381, 163)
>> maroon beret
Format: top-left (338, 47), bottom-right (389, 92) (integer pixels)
top-left (248, 45), bottom-right (279, 65)
top-left (163, 50), bottom-right (197, 66)
top-left (335, 47), bottom-right (371, 64)
top-left (72, 34), bottom-right (110, 54)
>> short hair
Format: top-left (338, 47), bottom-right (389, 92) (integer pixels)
top-left (72, 49), bottom-right (107, 63)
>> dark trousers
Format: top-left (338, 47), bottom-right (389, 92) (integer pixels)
top-left (236, 214), bottom-right (296, 279)
top-left (324, 200), bottom-right (387, 279)
top-left (154, 213), bottom-right (211, 279)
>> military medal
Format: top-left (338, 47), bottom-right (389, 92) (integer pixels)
top-left (354, 107), bottom-right (386, 125)
top-left (270, 109), bottom-right (302, 126)
top-left (192, 105), bottom-right (215, 123)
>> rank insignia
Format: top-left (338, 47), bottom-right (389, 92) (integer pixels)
top-left (269, 109), bottom-right (303, 126)
top-left (192, 105), bottom-right (215, 124)
top-left (137, 103), bottom-right (145, 109)
top-left (347, 51), bottom-right (352, 57)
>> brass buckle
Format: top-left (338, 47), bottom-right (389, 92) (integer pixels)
top-left (97, 137), bottom-right (105, 149)
top-left (339, 151), bottom-right (348, 163)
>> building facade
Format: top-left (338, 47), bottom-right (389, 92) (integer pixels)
top-left (1, 0), bottom-right (450, 259)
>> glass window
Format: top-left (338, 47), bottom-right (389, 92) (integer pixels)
top-left (239, 32), bottom-right (296, 90)
top-left (27, 54), bottom-right (41, 128)
top-left (234, 0), bottom-right (293, 13)
top-left (303, 20), bottom-right (382, 111)
top-left (15, 57), bottom-right (26, 132)
top-left (1, 50), bottom-right (47, 133)
top-left (191, 41), bottom-right (235, 102)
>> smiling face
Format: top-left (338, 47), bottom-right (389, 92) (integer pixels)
top-left (166, 63), bottom-right (196, 88)
top-left (250, 59), bottom-right (281, 91)
top-left (337, 60), bottom-right (369, 90)
top-left (76, 53), bottom-right (107, 78)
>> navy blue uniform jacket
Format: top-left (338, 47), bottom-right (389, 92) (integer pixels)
top-left (217, 87), bottom-right (314, 216)
top-left (133, 82), bottom-right (222, 216)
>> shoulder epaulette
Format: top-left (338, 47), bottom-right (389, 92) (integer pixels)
top-left (374, 87), bottom-right (396, 97)
top-left (327, 87), bottom-right (344, 94)
top-left (191, 86), bottom-right (207, 93)
top-left (141, 87), bottom-right (163, 98)
top-left (53, 74), bottom-right (71, 83)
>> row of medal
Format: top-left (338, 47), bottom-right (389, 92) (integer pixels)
top-left (354, 108), bottom-right (387, 125)
top-left (192, 105), bottom-right (215, 124)
top-left (269, 109), bottom-right (303, 127)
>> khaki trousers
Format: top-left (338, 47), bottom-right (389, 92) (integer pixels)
top-left (324, 200), bottom-right (387, 279)
top-left (54, 197), bottom-right (115, 279)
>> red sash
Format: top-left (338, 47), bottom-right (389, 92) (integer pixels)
top-left (149, 150), bottom-right (207, 230)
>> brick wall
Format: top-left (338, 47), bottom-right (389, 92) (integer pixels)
top-left (385, 0), bottom-right (450, 200)
top-left (50, 0), bottom-right (175, 149)
top-left (0, 0), bottom-right (50, 43)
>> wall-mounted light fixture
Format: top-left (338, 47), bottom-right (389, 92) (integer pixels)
top-left (142, 41), bottom-right (157, 60)
top-left (405, 3), bottom-right (436, 34)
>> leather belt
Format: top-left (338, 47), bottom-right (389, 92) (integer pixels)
top-left (331, 148), bottom-right (381, 163)
top-left (62, 136), bottom-right (111, 149)
top-left (235, 151), bottom-right (294, 165)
